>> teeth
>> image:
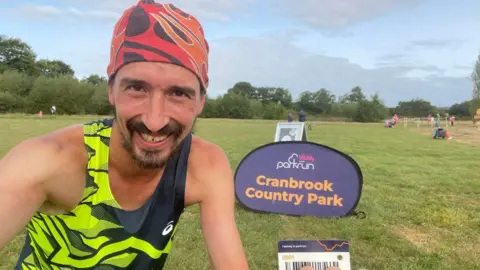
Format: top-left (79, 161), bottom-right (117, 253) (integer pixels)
top-left (140, 133), bottom-right (168, 142)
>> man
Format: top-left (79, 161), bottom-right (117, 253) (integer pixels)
top-left (298, 109), bottom-right (306, 122)
top-left (0, 1), bottom-right (249, 269)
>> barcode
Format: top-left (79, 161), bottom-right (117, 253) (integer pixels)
top-left (284, 261), bottom-right (339, 270)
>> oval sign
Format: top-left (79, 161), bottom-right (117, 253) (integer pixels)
top-left (234, 141), bottom-right (363, 218)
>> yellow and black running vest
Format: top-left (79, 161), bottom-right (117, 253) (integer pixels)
top-left (15, 118), bottom-right (191, 269)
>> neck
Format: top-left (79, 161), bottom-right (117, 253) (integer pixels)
top-left (109, 121), bottom-right (164, 179)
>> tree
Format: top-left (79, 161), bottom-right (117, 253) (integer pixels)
top-left (340, 86), bottom-right (365, 104)
top-left (82, 74), bottom-right (107, 86)
top-left (227, 82), bottom-right (256, 99)
top-left (395, 99), bottom-right (436, 117)
top-left (217, 91), bottom-right (253, 119)
top-left (448, 101), bottom-right (471, 117)
top-left (0, 70), bottom-right (34, 111)
top-left (256, 86), bottom-right (292, 108)
top-left (0, 35), bottom-right (37, 75)
top-left (36, 59), bottom-right (75, 77)
top-left (313, 88), bottom-right (336, 114)
top-left (352, 93), bottom-right (388, 122)
top-left (472, 52), bottom-right (480, 99)
top-left (297, 91), bottom-right (316, 113)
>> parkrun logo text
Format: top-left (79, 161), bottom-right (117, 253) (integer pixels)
top-left (276, 153), bottom-right (315, 170)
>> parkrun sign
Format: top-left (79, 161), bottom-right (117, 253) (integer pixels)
top-left (234, 141), bottom-right (363, 218)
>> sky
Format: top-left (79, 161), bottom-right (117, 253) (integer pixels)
top-left (0, 0), bottom-right (478, 107)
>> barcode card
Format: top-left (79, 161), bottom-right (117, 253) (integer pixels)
top-left (278, 240), bottom-right (351, 270)
top-left (284, 260), bottom-right (340, 270)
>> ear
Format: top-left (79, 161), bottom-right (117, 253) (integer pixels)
top-left (108, 85), bottom-right (115, 106)
top-left (195, 94), bottom-right (206, 117)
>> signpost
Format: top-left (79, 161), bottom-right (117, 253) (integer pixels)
top-left (274, 122), bottom-right (308, 142)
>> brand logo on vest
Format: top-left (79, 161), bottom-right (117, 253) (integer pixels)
top-left (162, 220), bottom-right (174, 236)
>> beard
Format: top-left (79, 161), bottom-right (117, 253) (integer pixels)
top-left (116, 116), bottom-right (185, 170)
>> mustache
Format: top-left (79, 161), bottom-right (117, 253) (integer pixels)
top-left (126, 119), bottom-right (183, 137)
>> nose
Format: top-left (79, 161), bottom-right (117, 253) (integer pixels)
top-left (141, 94), bottom-right (169, 132)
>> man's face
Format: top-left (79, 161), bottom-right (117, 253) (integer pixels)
top-left (109, 62), bottom-right (205, 169)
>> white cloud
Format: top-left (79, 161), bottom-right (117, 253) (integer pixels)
top-left (274, 0), bottom-right (418, 29)
top-left (10, 4), bottom-right (120, 21)
top-left (66, 8), bottom-right (120, 20)
top-left (54, 0), bottom-right (255, 22)
top-left (408, 39), bottom-right (463, 49)
top-left (16, 4), bottom-right (62, 20)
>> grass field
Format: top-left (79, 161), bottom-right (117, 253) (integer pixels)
top-left (0, 115), bottom-right (479, 270)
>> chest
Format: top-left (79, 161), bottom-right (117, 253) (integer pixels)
top-left (107, 169), bottom-right (202, 211)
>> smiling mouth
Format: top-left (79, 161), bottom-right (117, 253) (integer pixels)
top-left (138, 132), bottom-right (172, 143)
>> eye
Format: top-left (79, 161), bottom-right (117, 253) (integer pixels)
top-left (172, 89), bottom-right (189, 98)
top-left (126, 84), bottom-right (145, 92)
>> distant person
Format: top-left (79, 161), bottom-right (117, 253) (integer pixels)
top-left (287, 113), bottom-right (293, 122)
top-left (50, 105), bottom-right (56, 115)
top-left (384, 119), bottom-right (393, 128)
top-left (450, 115), bottom-right (456, 126)
top-left (0, 1), bottom-right (248, 269)
top-left (299, 109), bottom-right (306, 122)
top-left (392, 114), bottom-right (398, 125)
top-left (427, 114), bottom-right (435, 127)
top-left (433, 128), bottom-right (452, 140)
top-left (38, 111), bottom-right (43, 119)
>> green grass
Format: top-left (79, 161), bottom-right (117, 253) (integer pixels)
top-left (1, 115), bottom-right (479, 270)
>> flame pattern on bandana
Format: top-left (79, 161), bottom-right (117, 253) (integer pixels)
top-left (107, 1), bottom-right (209, 91)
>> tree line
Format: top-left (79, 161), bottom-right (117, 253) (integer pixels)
top-left (1, 34), bottom-right (479, 122)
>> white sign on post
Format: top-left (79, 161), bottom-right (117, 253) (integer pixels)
top-left (274, 122), bottom-right (308, 142)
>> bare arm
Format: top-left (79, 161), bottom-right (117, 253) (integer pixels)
top-left (0, 133), bottom-right (85, 249)
top-left (199, 146), bottom-right (249, 270)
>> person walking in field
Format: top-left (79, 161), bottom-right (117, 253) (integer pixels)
top-left (288, 113), bottom-right (293, 122)
top-left (392, 114), bottom-right (398, 125)
top-left (299, 109), bottom-right (306, 122)
top-left (450, 115), bottom-right (456, 126)
top-left (0, 1), bottom-right (249, 269)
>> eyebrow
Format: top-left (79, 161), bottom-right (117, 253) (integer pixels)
top-left (119, 77), bottom-right (150, 88)
top-left (119, 77), bottom-right (198, 96)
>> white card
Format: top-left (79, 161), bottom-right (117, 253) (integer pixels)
top-left (278, 240), bottom-right (351, 270)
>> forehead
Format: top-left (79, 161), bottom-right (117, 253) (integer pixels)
top-left (114, 62), bottom-right (200, 91)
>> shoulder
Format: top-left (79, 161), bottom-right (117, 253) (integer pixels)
top-left (189, 135), bottom-right (231, 174)
top-left (185, 136), bottom-right (233, 204)
top-left (40, 124), bottom-right (86, 162)
top-left (9, 124), bottom-right (85, 162)
top-left (1, 124), bottom-right (87, 210)
top-left (4, 124), bottom-right (88, 187)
